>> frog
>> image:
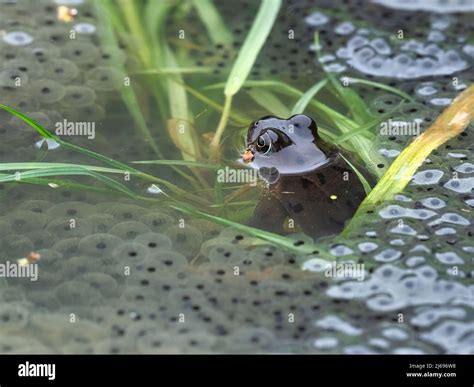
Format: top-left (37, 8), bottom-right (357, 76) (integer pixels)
top-left (242, 114), bottom-right (370, 239)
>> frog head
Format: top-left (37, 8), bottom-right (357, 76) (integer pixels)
top-left (243, 114), bottom-right (337, 176)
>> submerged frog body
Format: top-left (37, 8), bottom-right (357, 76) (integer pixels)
top-left (243, 114), bottom-right (369, 239)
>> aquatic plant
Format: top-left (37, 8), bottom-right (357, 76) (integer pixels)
top-left (1, 0), bottom-right (473, 359)
top-left (343, 83), bottom-right (474, 235)
top-left (0, 0), bottom-right (470, 258)
top-left (209, 0), bottom-right (282, 160)
top-left (0, 102), bottom-right (329, 255)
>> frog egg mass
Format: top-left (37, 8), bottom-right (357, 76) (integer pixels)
top-left (0, 0), bottom-right (471, 364)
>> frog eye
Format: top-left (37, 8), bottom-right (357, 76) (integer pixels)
top-left (255, 133), bottom-right (272, 155)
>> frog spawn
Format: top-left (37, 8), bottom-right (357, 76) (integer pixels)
top-left (0, 0), bottom-right (124, 157)
top-left (342, 34), bottom-right (470, 79)
top-left (0, 198), bottom-right (406, 353)
top-left (372, 0), bottom-right (474, 13)
top-left (188, 0), bottom-right (473, 85)
top-left (326, 10), bottom-right (472, 80)
top-left (0, 200), bottom-right (211, 352)
top-left (0, 0), bottom-right (472, 354)
top-left (303, 158), bottom-right (473, 353)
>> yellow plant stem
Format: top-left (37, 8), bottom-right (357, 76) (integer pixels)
top-left (210, 94), bottom-right (233, 160)
top-left (343, 84), bottom-right (474, 235)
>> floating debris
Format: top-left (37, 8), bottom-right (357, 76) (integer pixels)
top-left (17, 251), bottom-right (41, 267)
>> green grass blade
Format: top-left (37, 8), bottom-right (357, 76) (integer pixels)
top-left (117, 0), bottom-right (152, 66)
top-left (144, 0), bottom-right (174, 45)
top-left (224, 0), bottom-right (281, 97)
top-left (247, 89), bottom-right (291, 118)
top-left (92, 0), bottom-right (163, 157)
top-left (0, 104), bottom-right (195, 197)
top-left (345, 77), bottom-right (415, 102)
top-left (344, 84), bottom-right (474, 235)
top-left (142, 0), bottom-right (174, 121)
top-left (0, 103), bottom-right (54, 139)
top-left (164, 44), bottom-right (201, 161)
top-left (291, 79), bottom-right (328, 115)
top-left (0, 173), bottom-right (128, 196)
top-left (314, 33), bottom-right (372, 125)
top-left (131, 160), bottom-right (220, 169)
top-left (0, 103), bottom-right (137, 172)
top-left (182, 83), bottom-right (251, 125)
top-left (169, 203), bottom-right (332, 257)
top-left (99, 0), bottom-right (127, 32)
top-left (206, 80), bottom-right (358, 130)
top-left (0, 167), bottom-right (138, 198)
top-left (339, 154), bottom-right (372, 195)
top-left (316, 125), bottom-right (339, 142)
top-left (333, 101), bottom-right (405, 145)
top-left (141, 0), bottom-right (202, 163)
top-left (210, 0), bottom-right (282, 158)
top-left (209, 201), bottom-right (256, 208)
top-left (0, 163), bottom-right (123, 174)
top-left (213, 179), bottom-right (225, 213)
top-left (135, 67), bottom-right (214, 75)
top-left (140, 1), bottom-right (203, 185)
top-left (192, 0), bottom-right (233, 46)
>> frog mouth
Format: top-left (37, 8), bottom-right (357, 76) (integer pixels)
top-left (242, 149), bottom-right (254, 163)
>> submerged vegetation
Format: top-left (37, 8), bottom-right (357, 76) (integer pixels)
top-left (0, 0), bottom-right (471, 255)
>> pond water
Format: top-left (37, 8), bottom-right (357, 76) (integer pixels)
top-left (0, 0), bottom-right (472, 354)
